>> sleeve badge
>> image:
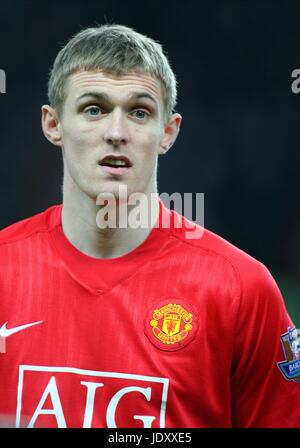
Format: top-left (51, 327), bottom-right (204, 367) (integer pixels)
top-left (277, 326), bottom-right (300, 382)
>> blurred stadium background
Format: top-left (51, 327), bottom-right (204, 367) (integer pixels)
top-left (0, 0), bottom-right (299, 324)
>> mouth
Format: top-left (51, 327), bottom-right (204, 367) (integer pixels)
top-left (98, 154), bottom-right (132, 176)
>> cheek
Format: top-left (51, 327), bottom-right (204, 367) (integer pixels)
top-left (62, 124), bottom-right (95, 160)
top-left (135, 127), bottom-right (162, 158)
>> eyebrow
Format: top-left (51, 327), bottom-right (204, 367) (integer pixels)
top-left (75, 91), bottom-right (158, 106)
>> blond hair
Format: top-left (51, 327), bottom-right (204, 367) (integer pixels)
top-left (48, 24), bottom-right (177, 120)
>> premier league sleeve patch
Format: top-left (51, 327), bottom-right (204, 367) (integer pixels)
top-left (277, 327), bottom-right (300, 382)
top-left (144, 300), bottom-right (199, 352)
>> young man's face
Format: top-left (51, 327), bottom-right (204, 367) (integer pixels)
top-left (42, 70), bottom-right (181, 202)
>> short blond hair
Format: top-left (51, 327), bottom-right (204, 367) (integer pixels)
top-left (48, 24), bottom-right (177, 120)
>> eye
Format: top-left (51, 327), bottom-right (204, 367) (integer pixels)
top-left (83, 106), bottom-right (102, 117)
top-left (131, 109), bottom-right (149, 120)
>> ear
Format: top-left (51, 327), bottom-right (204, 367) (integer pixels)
top-left (159, 113), bottom-right (182, 155)
top-left (41, 105), bottom-right (63, 147)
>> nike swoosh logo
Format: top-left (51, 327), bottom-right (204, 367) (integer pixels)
top-left (0, 320), bottom-right (43, 338)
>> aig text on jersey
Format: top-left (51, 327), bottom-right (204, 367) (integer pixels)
top-left (0, 69), bottom-right (6, 93)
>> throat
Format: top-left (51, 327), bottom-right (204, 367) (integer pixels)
top-left (62, 206), bottom-right (154, 259)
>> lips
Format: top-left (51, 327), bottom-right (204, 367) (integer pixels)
top-left (99, 155), bottom-right (132, 167)
top-left (98, 154), bottom-right (132, 176)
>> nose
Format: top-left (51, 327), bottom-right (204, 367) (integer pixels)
top-left (103, 108), bottom-right (129, 146)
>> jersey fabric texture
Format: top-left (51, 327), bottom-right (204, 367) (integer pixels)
top-left (0, 201), bottom-right (299, 428)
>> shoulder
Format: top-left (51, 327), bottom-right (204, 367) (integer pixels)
top-left (167, 208), bottom-right (281, 303)
top-left (0, 205), bottom-right (62, 247)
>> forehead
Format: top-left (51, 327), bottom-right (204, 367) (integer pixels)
top-left (65, 70), bottom-right (164, 105)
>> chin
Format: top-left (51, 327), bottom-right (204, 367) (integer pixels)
top-left (91, 183), bottom-right (130, 202)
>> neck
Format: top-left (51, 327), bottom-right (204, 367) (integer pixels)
top-left (61, 179), bottom-right (160, 259)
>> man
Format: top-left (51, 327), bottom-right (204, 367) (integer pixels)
top-left (0, 24), bottom-right (299, 428)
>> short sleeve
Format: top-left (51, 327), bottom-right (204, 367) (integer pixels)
top-left (230, 262), bottom-right (300, 427)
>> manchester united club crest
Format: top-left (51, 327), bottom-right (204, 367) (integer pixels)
top-left (144, 300), bottom-right (199, 351)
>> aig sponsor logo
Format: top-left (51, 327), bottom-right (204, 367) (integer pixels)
top-left (16, 365), bottom-right (169, 428)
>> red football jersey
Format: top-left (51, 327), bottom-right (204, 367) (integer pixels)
top-left (0, 201), bottom-right (299, 428)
